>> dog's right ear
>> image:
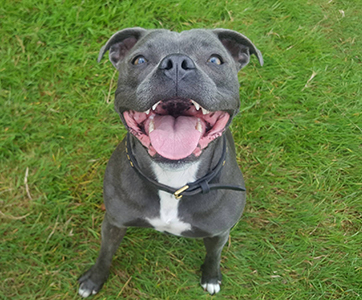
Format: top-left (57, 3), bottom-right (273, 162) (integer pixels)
top-left (97, 27), bottom-right (147, 68)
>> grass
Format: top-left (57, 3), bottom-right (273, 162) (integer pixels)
top-left (1, 0), bottom-right (361, 299)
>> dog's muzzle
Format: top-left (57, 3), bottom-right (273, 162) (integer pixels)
top-left (123, 98), bottom-right (230, 160)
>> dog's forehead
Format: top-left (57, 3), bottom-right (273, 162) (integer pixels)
top-left (137, 29), bottom-right (221, 54)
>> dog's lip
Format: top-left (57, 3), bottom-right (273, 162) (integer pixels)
top-left (123, 98), bottom-right (230, 160)
top-left (142, 99), bottom-right (211, 116)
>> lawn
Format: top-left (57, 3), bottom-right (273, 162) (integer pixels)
top-left (1, 0), bottom-right (361, 299)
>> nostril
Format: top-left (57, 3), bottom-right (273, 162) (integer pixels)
top-left (160, 58), bottom-right (173, 70)
top-left (181, 58), bottom-right (195, 70)
top-left (181, 60), bottom-right (188, 70)
top-left (159, 55), bottom-right (195, 73)
top-left (166, 59), bottom-right (173, 70)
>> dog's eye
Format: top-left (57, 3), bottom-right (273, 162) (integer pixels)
top-left (133, 56), bottom-right (147, 65)
top-left (207, 55), bottom-right (222, 65)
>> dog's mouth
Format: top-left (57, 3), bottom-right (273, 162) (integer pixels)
top-left (123, 98), bottom-right (230, 160)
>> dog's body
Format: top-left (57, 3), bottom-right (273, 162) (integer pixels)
top-left (78, 28), bottom-right (263, 297)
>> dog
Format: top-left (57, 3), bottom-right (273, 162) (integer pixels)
top-left (78, 27), bottom-right (263, 297)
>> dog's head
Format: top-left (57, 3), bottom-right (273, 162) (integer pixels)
top-left (98, 28), bottom-right (263, 161)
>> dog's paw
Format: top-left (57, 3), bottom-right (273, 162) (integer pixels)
top-left (78, 268), bottom-right (106, 298)
top-left (201, 280), bottom-right (221, 295)
top-left (78, 282), bottom-right (98, 298)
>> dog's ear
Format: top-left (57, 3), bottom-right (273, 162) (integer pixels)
top-left (212, 29), bottom-right (263, 70)
top-left (98, 27), bottom-right (147, 68)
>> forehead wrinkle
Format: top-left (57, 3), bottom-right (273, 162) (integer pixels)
top-left (178, 30), bottom-right (220, 53)
top-left (137, 30), bottom-right (224, 58)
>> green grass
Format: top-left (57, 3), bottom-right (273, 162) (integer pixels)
top-left (1, 0), bottom-right (361, 299)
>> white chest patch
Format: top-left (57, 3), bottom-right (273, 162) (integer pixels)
top-left (146, 161), bottom-right (200, 236)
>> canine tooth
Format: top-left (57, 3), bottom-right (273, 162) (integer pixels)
top-left (144, 109), bottom-right (150, 115)
top-left (193, 102), bottom-right (200, 111)
top-left (201, 107), bottom-right (210, 115)
top-left (149, 119), bottom-right (155, 133)
top-left (152, 101), bottom-right (160, 111)
top-left (196, 118), bottom-right (202, 132)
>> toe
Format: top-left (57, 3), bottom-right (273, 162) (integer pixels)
top-left (78, 284), bottom-right (92, 298)
top-left (201, 281), bottom-right (221, 295)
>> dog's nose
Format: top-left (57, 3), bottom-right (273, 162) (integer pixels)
top-left (159, 54), bottom-right (196, 80)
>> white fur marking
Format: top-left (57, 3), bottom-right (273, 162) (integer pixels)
top-left (147, 162), bottom-right (200, 236)
top-left (78, 285), bottom-right (92, 298)
top-left (201, 282), bottom-right (221, 294)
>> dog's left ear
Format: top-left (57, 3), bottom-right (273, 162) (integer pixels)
top-left (98, 27), bottom-right (148, 68)
top-left (213, 29), bottom-right (264, 70)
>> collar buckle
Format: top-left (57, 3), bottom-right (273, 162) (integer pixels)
top-left (174, 185), bottom-right (190, 199)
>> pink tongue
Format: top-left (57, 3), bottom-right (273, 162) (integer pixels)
top-left (149, 115), bottom-right (202, 160)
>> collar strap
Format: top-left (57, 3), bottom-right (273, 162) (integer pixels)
top-left (125, 133), bottom-right (246, 199)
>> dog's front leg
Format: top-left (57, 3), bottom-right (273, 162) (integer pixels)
top-left (201, 230), bottom-right (230, 295)
top-left (78, 214), bottom-right (127, 298)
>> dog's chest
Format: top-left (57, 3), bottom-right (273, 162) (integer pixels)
top-left (146, 162), bottom-right (200, 236)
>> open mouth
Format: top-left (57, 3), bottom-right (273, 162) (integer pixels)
top-left (123, 98), bottom-right (230, 160)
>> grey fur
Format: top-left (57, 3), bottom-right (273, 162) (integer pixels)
top-left (78, 27), bottom-right (263, 297)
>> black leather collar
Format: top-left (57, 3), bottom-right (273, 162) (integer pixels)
top-left (125, 133), bottom-right (246, 199)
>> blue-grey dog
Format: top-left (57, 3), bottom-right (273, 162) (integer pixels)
top-left (78, 27), bottom-right (263, 297)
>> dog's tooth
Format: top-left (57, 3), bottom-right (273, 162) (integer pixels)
top-left (152, 101), bottom-right (160, 111)
top-left (149, 119), bottom-right (155, 133)
top-left (144, 109), bottom-right (150, 115)
top-left (191, 100), bottom-right (201, 110)
top-left (201, 107), bottom-right (210, 115)
top-left (196, 118), bottom-right (202, 133)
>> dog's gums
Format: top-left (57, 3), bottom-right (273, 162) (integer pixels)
top-left (123, 98), bottom-right (230, 160)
